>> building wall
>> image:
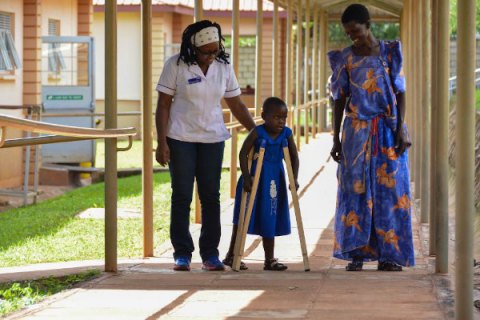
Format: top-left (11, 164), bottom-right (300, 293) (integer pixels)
top-left (42, 0), bottom-right (78, 36)
top-left (0, 1), bottom-right (24, 106)
top-left (0, 1), bottom-right (24, 188)
top-left (93, 11), bottom-right (172, 136)
top-left (93, 11), bottom-right (141, 101)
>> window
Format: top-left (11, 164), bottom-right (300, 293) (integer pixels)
top-left (0, 12), bottom-right (21, 72)
top-left (48, 19), bottom-right (65, 73)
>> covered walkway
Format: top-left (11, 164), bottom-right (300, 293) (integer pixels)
top-left (3, 133), bottom-right (448, 319)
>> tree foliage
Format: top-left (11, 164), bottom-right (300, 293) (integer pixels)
top-left (449, 0), bottom-right (480, 37)
top-left (328, 22), bottom-right (400, 49)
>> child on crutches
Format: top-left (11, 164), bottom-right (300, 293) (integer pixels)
top-left (222, 97), bottom-right (299, 271)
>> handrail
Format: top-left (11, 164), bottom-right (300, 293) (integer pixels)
top-left (0, 114), bottom-right (136, 138)
top-left (0, 114), bottom-right (137, 149)
top-left (225, 116), bottom-right (263, 130)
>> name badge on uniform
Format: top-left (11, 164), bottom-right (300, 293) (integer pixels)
top-left (188, 76), bottom-right (202, 84)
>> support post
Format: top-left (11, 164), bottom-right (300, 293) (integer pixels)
top-left (455, 0), bottom-right (475, 317)
top-left (105, 0), bottom-right (118, 272)
top-left (434, 0), bottom-right (450, 274)
top-left (255, 0), bottom-right (263, 115)
top-left (141, 0), bottom-right (154, 257)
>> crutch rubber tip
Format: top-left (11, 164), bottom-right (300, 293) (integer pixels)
top-left (304, 269), bottom-right (310, 272)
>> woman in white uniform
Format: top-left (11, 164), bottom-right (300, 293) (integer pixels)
top-left (155, 20), bottom-right (255, 271)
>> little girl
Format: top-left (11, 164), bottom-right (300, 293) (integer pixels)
top-left (223, 97), bottom-right (299, 271)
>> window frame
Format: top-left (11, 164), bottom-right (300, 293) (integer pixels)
top-left (0, 12), bottom-right (21, 74)
top-left (47, 19), bottom-right (66, 75)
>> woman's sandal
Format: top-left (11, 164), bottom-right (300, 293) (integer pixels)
top-left (264, 258), bottom-right (288, 271)
top-left (378, 261), bottom-right (403, 271)
top-left (222, 255), bottom-right (248, 270)
top-left (345, 259), bottom-right (363, 271)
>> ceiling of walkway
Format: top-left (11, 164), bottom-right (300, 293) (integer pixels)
top-left (276, 0), bottom-right (404, 20)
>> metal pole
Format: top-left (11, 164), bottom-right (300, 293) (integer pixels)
top-left (435, 0), bottom-right (449, 274)
top-left (104, 0), bottom-right (118, 272)
top-left (230, 0), bottom-right (240, 199)
top-left (303, 0), bottom-right (310, 104)
top-left (429, 0), bottom-right (438, 256)
top-left (255, 0), bottom-right (263, 115)
top-left (141, 0), bottom-right (154, 257)
top-left (193, 0), bottom-right (203, 224)
top-left (413, 1), bottom-right (422, 200)
top-left (455, 0), bottom-right (475, 317)
top-left (420, 0), bottom-right (431, 224)
top-left (232, 0), bottom-right (239, 75)
top-left (286, 0), bottom-right (294, 128)
top-left (273, 0), bottom-right (279, 96)
top-left (311, 5), bottom-right (318, 138)
top-left (303, 0), bottom-right (310, 144)
top-left (319, 10), bottom-right (327, 131)
top-left (194, 0), bottom-right (203, 22)
top-left (295, 0), bottom-right (303, 149)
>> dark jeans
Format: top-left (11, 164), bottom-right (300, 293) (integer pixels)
top-left (167, 137), bottom-right (224, 261)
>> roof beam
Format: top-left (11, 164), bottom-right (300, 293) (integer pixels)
top-left (363, 0), bottom-right (402, 16)
top-left (328, 13), bottom-right (400, 22)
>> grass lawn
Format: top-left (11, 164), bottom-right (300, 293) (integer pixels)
top-left (476, 88), bottom-right (480, 111)
top-left (450, 88), bottom-right (480, 111)
top-left (0, 270), bottom-right (100, 316)
top-left (1, 123), bottom-right (316, 268)
top-left (0, 170), bottom-right (232, 267)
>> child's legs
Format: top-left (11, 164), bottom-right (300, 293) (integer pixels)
top-left (225, 224), bottom-right (239, 258)
top-left (262, 237), bottom-right (274, 261)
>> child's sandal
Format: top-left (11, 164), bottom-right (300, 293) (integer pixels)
top-left (345, 259), bottom-right (363, 271)
top-left (264, 258), bottom-right (288, 271)
top-left (378, 261), bottom-right (402, 271)
top-left (222, 255), bottom-right (248, 270)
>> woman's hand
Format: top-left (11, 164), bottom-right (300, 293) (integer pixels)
top-left (330, 139), bottom-right (342, 163)
top-left (395, 126), bottom-right (411, 156)
top-left (155, 140), bottom-right (170, 166)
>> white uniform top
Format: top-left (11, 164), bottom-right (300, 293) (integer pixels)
top-left (156, 53), bottom-right (241, 143)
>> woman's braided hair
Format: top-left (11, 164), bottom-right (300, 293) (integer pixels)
top-left (177, 20), bottom-right (230, 66)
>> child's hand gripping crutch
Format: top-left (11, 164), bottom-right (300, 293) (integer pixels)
top-left (232, 140), bottom-right (267, 271)
top-left (282, 139), bottom-right (310, 272)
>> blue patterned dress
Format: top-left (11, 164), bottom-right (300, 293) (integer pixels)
top-left (232, 125), bottom-right (292, 238)
top-left (328, 41), bottom-right (415, 266)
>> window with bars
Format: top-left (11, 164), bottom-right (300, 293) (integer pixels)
top-left (48, 19), bottom-right (65, 73)
top-left (0, 12), bottom-right (21, 72)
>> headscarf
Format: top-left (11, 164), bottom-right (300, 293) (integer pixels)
top-left (191, 26), bottom-right (219, 47)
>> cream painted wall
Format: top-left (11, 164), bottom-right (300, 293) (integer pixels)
top-left (0, 1), bottom-right (23, 107)
top-left (0, 2), bottom-right (24, 188)
top-left (93, 11), bottom-right (141, 100)
top-left (42, 0), bottom-right (78, 36)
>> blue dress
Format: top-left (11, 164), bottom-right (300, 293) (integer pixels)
top-left (232, 125), bottom-right (292, 238)
top-left (328, 41), bottom-right (415, 266)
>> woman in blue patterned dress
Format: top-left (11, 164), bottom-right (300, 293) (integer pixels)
top-left (328, 4), bottom-right (414, 271)
top-left (223, 97), bottom-right (299, 271)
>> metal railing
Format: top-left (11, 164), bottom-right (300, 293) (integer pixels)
top-left (448, 67), bottom-right (480, 95)
top-left (0, 105), bottom-right (42, 205)
top-left (0, 114), bottom-right (136, 148)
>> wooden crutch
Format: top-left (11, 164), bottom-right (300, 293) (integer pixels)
top-left (231, 147), bottom-right (254, 271)
top-left (232, 140), bottom-right (267, 271)
top-left (282, 139), bottom-right (310, 271)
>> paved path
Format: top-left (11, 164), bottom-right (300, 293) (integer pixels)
top-left (4, 134), bottom-right (447, 320)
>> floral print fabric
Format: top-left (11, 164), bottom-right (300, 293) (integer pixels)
top-left (328, 41), bottom-right (415, 266)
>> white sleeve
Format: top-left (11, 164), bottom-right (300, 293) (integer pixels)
top-left (156, 56), bottom-right (178, 96)
top-left (224, 63), bottom-right (241, 98)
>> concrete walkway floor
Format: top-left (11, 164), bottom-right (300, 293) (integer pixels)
top-left (3, 134), bottom-right (448, 320)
